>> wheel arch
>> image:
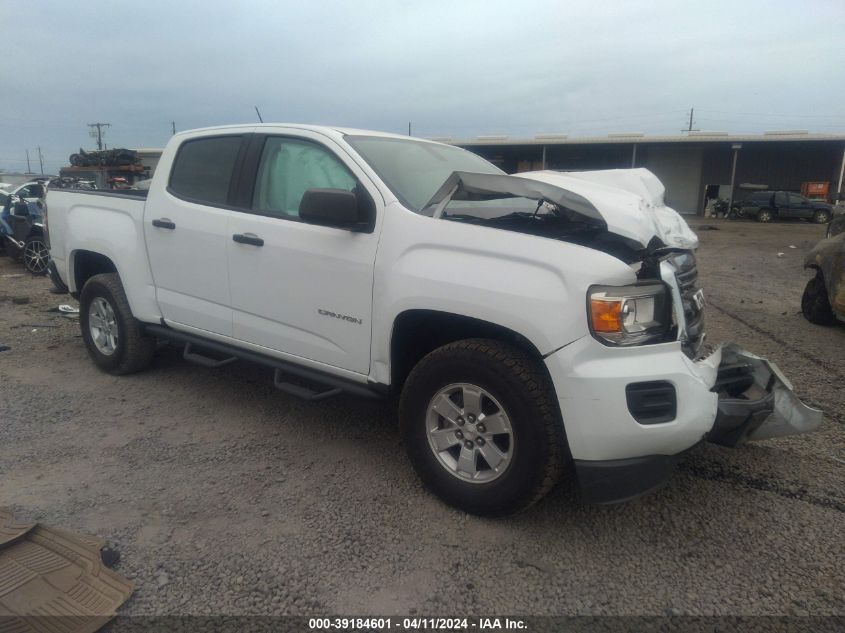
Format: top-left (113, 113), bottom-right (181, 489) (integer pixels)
top-left (389, 309), bottom-right (547, 393)
top-left (69, 249), bottom-right (118, 296)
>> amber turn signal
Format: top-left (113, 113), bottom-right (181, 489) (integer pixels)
top-left (590, 299), bottom-right (624, 333)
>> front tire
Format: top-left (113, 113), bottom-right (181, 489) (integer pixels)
top-left (80, 273), bottom-right (155, 374)
top-left (801, 272), bottom-right (836, 326)
top-left (399, 339), bottom-right (567, 516)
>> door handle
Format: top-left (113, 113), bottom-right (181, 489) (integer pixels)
top-left (232, 233), bottom-right (264, 247)
top-left (152, 218), bottom-right (176, 230)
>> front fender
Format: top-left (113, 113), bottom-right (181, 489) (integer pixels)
top-left (370, 204), bottom-right (636, 384)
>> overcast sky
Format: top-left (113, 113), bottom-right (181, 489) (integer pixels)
top-left (2, 0), bottom-right (843, 174)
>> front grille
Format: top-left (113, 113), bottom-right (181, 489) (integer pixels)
top-left (672, 254), bottom-right (705, 358)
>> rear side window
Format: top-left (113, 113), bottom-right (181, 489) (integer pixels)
top-left (169, 136), bottom-right (243, 205)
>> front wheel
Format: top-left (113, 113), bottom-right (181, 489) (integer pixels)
top-left (80, 273), bottom-right (155, 374)
top-left (399, 339), bottom-right (567, 516)
top-left (813, 209), bottom-right (831, 224)
top-left (22, 235), bottom-right (49, 275)
top-left (757, 208), bottom-right (773, 223)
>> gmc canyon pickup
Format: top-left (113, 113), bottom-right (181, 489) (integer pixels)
top-left (45, 124), bottom-right (822, 515)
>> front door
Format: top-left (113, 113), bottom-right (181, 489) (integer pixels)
top-left (227, 133), bottom-right (381, 375)
top-left (144, 134), bottom-right (247, 336)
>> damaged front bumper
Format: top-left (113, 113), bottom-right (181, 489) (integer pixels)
top-left (706, 343), bottom-right (823, 447)
top-left (545, 339), bottom-right (823, 504)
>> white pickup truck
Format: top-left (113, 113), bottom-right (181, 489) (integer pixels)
top-left (45, 124), bottom-right (822, 515)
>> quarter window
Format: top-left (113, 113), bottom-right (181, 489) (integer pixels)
top-left (252, 137), bottom-right (357, 218)
top-left (169, 136), bottom-right (243, 205)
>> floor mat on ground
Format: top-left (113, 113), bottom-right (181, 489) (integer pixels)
top-left (0, 509), bottom-right (133, 633)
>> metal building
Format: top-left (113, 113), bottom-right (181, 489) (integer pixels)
top-left (449, 132), bottom-right (845, 215)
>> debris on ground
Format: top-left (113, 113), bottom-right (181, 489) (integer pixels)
top-left (777, 252), bottom-right (785, 257)
top-left (0, 345), bottom-right (9, 352)
top-left (11, 296), bottom-right (30, 305)
top-left (695, 225), bottom-right (720, 231)
top-left (46, 304), bottom-right (80, 314)
top-left (789, 245), bottom-right (797, 249)
top-left (1, 274), bottom-right (24, 279)
top-left (0, 509), bottom-right (133, 630)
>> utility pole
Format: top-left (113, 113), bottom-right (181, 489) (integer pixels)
top-left (37, 147), bottom-right (44, 175)
top-left (26, 149), bottom-right (31, 173)
top-left (408, 122), bottom-right (412, 136)
top-left (682, 108), bottom-right (698, 133)
top-left (88, 122), bottom-right (111, 150)
top-left (171, 121), bottom-right (176, 135)
top-left (254, 106), bottom-right (263, 123)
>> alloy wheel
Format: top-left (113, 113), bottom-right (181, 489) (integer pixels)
top-left (88, 297), bottom-right (119, 355)
top-left (426, 382), bottom-right (514, 483)
top-left (23, 239), bottom-right (49, 274)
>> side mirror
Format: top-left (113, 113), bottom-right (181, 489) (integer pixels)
top-left (299, 188), bottom-right (371, 232)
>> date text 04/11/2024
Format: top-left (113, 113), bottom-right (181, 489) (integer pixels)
top-left (308, 617), bottom-right (528, 630)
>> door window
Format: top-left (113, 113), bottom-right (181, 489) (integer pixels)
top-left (788, 194), bottom-right (806, 206)
top-left (169, 136), bottom-right (243, 205)
top-left (252, 137), bottom-right (357, 218)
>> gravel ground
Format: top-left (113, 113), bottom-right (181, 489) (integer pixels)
top-left (0, 218), bottom-right (843, 619)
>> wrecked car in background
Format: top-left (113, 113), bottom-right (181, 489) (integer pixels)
top-left (802, 217), bottom-right (845, 325)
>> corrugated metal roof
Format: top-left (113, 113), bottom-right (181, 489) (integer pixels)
top-left (452, 132), bottom-right (845, 146)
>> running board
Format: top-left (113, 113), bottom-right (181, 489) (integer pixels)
top-left (182, 342), bottom-right (238, 368)
top-left (273, 369), bottom-right (343, 401)
top-left (145, 324), bottom-right (384, 401)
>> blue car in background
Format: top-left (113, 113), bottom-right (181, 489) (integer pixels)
top-left (1, 195), bottom-right (50, 275)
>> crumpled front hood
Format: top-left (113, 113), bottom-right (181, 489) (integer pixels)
top-left (518, 168), bottom-right (699, 250)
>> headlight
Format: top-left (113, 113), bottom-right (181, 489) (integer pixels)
top-left (588, 283), bottom-right (671, 346)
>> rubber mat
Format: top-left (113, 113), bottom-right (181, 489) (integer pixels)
top-left (0, 510), bottom-right (34, 548)
top-left (0, 510), bottom-right (133, 633)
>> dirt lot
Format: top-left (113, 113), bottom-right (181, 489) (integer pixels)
top-left (0, 219), bottom-right (843, 618)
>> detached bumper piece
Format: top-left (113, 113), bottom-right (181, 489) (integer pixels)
top-left (708, 344), bottom-right (823, 447)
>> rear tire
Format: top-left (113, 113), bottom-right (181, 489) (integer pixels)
top-left (399, 339), bottom-right (567, 516)
top-left (80, 273), bottom-right (155, 374)
top-left (757, 208), bottom-right (773, 223)
top-left (801, 272), bottom-right (836, 326)
top-left (813, 209), bottom-right (831, 224)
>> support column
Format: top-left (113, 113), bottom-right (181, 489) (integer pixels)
top-left (837, 142), bottom-right (845, 199)
top-left (541, 145), bottom-right (547, 170)
top-left (631, 143), bottom-right (637, 168)
top-left (727, 143), bottom-right (742, 210)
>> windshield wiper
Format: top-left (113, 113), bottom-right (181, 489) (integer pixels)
top-left (443, 211), bottom-right (555, 223)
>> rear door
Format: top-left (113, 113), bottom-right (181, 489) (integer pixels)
top-left (144, 133), bottom-right (249, 336)
top-left (226, 131), bottom-right (382, 375)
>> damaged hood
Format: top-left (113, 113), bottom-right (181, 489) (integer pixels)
top-left (426, 168), bottom-right (698, 250)
top-left (519, 169), bottom-right (699, 249)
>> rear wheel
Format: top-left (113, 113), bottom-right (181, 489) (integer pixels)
top-left (399, 339), bottom-right (567, 516)
top-left (757, 208), bottom-right (773, 223)
top-left (813, 209), bottom-right (831, 224)
top-left (80, 273), bottom-right (155, 374)
top-left (801, 272), bottom-right (836, 326)
top-left (22, 235), bottom-right (49, 275)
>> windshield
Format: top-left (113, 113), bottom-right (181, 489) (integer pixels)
top-left (345, 135), bottom-right (503, 212)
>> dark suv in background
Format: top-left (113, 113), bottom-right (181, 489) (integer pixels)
top-left (734, 191), bottom-right (834, 223)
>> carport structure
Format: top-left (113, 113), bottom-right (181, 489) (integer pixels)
top-left (446, 132), bottom-right (845, 215)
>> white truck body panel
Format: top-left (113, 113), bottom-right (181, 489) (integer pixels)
top-left (45, 124), bottom-right (822, 496)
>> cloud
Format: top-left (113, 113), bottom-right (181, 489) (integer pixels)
top-left (1, 0), bottom-right (842, 174)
